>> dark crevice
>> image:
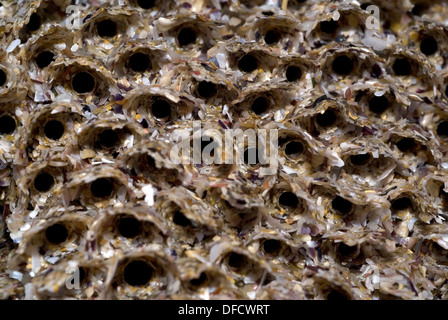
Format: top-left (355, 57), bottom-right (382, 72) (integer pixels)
top-left (27, 13), bottom-right (41, 32)
top-left (45, 223), bottom-right (68, 244)
top-left (118, 217), bottom-right (142, 238)
top-left (251, 97), bottom-right (269, 115)
top-left (350, 153), bottom-right (371, 166)
top-left (420, 36), bottom-right (438, 56)
top-left (173, 210), bottom-right (191, 227)
top-left (332, 196), bottom-right (353, 215)
top-left (44, 120), bottom-right (64, 140)
top-left (338, 242), bottom-right (357, 257)
top-left (332, 55), bottom-right (354, 75)
top-left (396, 137), bottom-right (415, 153)
top-left (197, 81), bottom-right (217, 99)
top-left (97, 20), bottom-right (117, 38)
top-left (286, 66), bottom-right (302, 82)
top-left (316, 109), bottom-right (337, 128)
top-left (137, 0), bottom-right (156, 9)
top-left (35, 51), bottom-right (55, 69)
top-left (0, 69), bottom-right (6, 86)
top-left (227, 252), bottom-right (247, 270)
top-left (369, 95), bottom-right (389, 114)
top-left (99, 129), bottom-right (119, 149)
top-left (284, 140), bottom-right (304, 159)
top-left (72, 72), bottom-right (95, 94)
top-left (263, 239), bottom-right (282, 255)
top-left (320, 20), bottom-right (338, 34)
top-left (151, 98), bottom-right (172, 119)
top-left (238, 54), bottom-right (259, 73)
top-left (177, 27), bottom-right (196, 46)
top-left (124, 260), bottom-right (153, 286)
top-left (90, 178), bottom-right (113, 198)
top-left (437, 121), bottom-right (448, 139)
top-left (392, 58), bottom-right (412, 76)
top-left (0, 115), bottom-right (16, 134)
top-left (34, 172), bottom-right (54, 192)
top-left (278, 191), bottom-right (299, 209)
top-left (264, 29), bottom-right (281, 45)
top-left (129, 52), bottom-right (150, 72)
top-left (391, 197), bottom-right (412, 211)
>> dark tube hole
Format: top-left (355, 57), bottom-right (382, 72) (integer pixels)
top-left (264, 29), bottom-right (281, 45)
top-left (369, 95), bottom-right (389, 114)
top-left (146, 155), bottom-right (156, 169)
top-left (445, 85), bottom-right (448, 97)
top-left (332, 196), bottom-right (353, 215)
top-left (350, 153), bottom-right (371, 166)
top-left (26, 13), bottom-right (41, 32)
top-left (124, 260), bottom-right (153, 286)
top-left (34, 172), bottom-right (54, 192)
top-left (177, 27), bottom-right (196, 47)
top-left (99, 129), bottom-right (119, 149)
top-left (440, 185), bottom-right (448, 204)
top-left (332, 55), bottom-right (354, 75)
top-left (90, 178), bottom-right (113, 198)
top-left (244, 147), bottom-right (259, 166)
top-left (197, 81), bottom-right (217, 99)
top-left (392, 58), bottom-right (412, 76)
top-left (320, 20), bottom-right (338, 34)
top-left (251, 97), bottom-right (269, 115)
top-left (278, 191), bottom-right (299, 209)
top-left (284, 140), bottom-right (304, 159)
top-left (151, 98), bottom-right (172, 119)
top-left (72, 72), bottom-right (95, 94)
top-left (45, 223), bottom-right (68, 244)
top-left (129, 52), bottom-right (150, 72)
top-left (286, 65), bottom-right (302, 82)
top-left (338, 242), bottom-right (357, 257)
top-left (0, 115), bottom-right (16, 134)
top-left (97, 20), bottom-right (117, 38)
top-left (396, 137), bottom-right (415, 153)
top-left (189, 272), bottom-right (207, 287)
top-left (316, 109), bottom-right (337, 128)
top-left (173, 210), bottom-right (191, 227)
top-left (263, 239), bottom-right (282, 255)
top-left (44, 120), bottom-right (64, 140)
top-left (391, 197), bottom-right (412, 211)
top-left (137, 0), bottom-right (156, 9)
top-left (0, 69), bottom-right (6, 86)
top-left (227, 252), bottom-right (247, 270)
top-left (412, 3), bottom-right (429, 16)
top-left (238, 54), bottom-right (259, 73)
top-left (118, 217), bottom-right (142, 238)
top-left (420, 36), bottom-right (438, 56)
top-left (437, 121), bottom-right (448, 139)
top-left (327, 289), bottom-right (349, 300)
top-left (35, 51), bottom-right (55, 69)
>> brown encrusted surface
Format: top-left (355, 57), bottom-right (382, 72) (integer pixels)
top-left (0, 0), bottom-right (448, 300)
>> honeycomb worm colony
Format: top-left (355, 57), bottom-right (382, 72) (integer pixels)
top-left (0, 0), bottom-right (448, 300)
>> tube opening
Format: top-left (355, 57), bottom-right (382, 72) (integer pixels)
top-left (44, 120), bottom-right (64, 140)
top-left (123, 260), bottom-right (153, 286)
top-left (331, 196), bottom-right (353, 215)
top-left (238, 54), bottom-right (259, 73)
top-left (0, 115), bottom-right (16, 134)
top-left (45, 223), bottom-right (68, 244)
top-left (90, 178), bottom-right (113, 198)
top-left (72, 72), bottom-right (95, 94)
top-left (34, 172), bottom-right (54, 192)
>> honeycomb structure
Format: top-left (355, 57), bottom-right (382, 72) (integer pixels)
top-left (0, 0), bottom-right (448, 300)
